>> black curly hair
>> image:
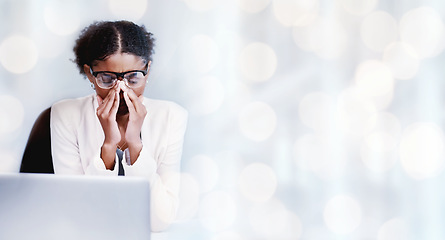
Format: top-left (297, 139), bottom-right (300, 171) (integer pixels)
top-left (73, 20), bottom-right (155, 76)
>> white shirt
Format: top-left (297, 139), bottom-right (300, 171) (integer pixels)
top-left (50, 94), bottom-right (188, 232)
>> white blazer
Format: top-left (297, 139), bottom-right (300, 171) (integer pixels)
top-left (50, 94), bottom-right (188, 232)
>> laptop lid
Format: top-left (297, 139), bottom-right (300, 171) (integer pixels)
top-left (0, 173), bottom-right (150, 240)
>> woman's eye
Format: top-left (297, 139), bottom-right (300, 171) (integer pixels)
top-left (126, 72), bottom-right (141, 79)
top-left (126, 72), bottom-right (144, 84)
top-left (129, 80), bottom-right (139, 85)
top-left (99, 73), bottom-right (114, 83)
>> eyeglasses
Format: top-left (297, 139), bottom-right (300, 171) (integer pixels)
top-left (89, 64), bottom-right (149, 89)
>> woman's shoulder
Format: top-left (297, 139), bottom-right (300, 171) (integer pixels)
top-left (52, 94), bottom-right (94, 109)
top-left (51, 94), bottom-right (95, 120)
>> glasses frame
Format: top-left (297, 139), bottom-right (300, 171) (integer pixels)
top-left (89, 64), bottom-right (149, 89)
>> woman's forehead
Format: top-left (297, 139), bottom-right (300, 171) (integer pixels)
top-left (93, 53), bottom-right (146, 70)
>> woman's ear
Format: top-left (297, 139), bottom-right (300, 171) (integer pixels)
top-left (146, 61), bottom-right (152, 76)
top-left (83, 64), bottom-right (94, 83)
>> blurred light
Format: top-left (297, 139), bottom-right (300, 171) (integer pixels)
top-left (293, 134), bottom-right (324, 171)
top-left (399, 123), bottom-right (445, 179)
top-left (237, 0), bottom-right (271, 13)
top-left (0, 35), bottom-right (38, 74)
top-left (0, 152), bottom-right (18, 172)
top-left (38, 35), bottom-right (67, 59)
top-left (44, 0), bottom-right (80, 36)
top-left (238, 42), bottom-right (277, 82)
top-left (229, 82), bottom-right (252, 107)
top-left (213, 151), bottom-right (245, 189)
top-left (184, 154), bottom-right (220, 193)
top-left (361, 131), bottom-right (398, 172)
top-left (292, 17), bottom-right (348, 59)
top-left (360, 112), bottom-right (401, 172)
top-left (365, 132), bottom-right (398, 153)
top-left (292, 24), bottom-right (314, 52)
top-left (338, 0), bottom-right (377, 16)
top-left (183, 0), bottom-right (216, 12)
top-left (400, 7), bottom-right (445, 59)
top-left (239, 162), bottom-right (277, 202)
top-left (337, 88), bottom-right (378, 136)
top-left (293, 134), bottom-right (347, 180)
top-left (360, 11), bottom-right (398, 52)
top-left (377, 218), bottom-right (411, 240)
top-left (355, 60), bottom-right (394, 98)
top-left (198, 191), bottom-right (237, 232)
top-left (249, 198), bottom-right (302, 239)
top-left (285, 212), bottom-right (304, 239)
top-left (185, 34), bottom-right (220, 74)
top-left (383, 42), bottom-right (420, 80)
top-left (185, 75), bottom-right (224, 115)
top-left (211, 231), bottom-right (245, 240)
top-left (371, 90), bottom-right (393, 111)
top-left (108, 0), bottom-right (148, 21)
top-left (360, 217), bottom-right (383, 239)
top-left (303, 226), bottom-right (331, 239)
top-left (0, 95), bottom-right (25, 134)
top-left (272, 0), bottom-right (319, 27)
top-left (323, 195), bottom-right (362, 234)
top-left (373, 112), bottom-right (402, 137)
top-left (372, 112), bottom-right (402, 137)
top-left (176, 173), bottom-right (200, 221)
top-left (238, 101), bottom-right (277, 141)
top-left (311, 18), bottom-right (348, 59)
top-left (298, 91), bottom-right (335, 133)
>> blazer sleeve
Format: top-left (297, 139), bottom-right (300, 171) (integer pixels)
top-left (51, 99), bottom-right (119, 175)
top-left (50, 100), bottom-right (85, 174)
top-left (123, 102), bottom-right (188, 232)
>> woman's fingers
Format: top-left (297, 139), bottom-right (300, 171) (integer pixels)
top-left (110, 90), bottom-right (120, 115)
top-left (96, 95), bottom-right (103, 105)
top-left (120, 82), bottom-right (147, 145)
top-left (121, 84), bottom-right (145, 114)
top-left (98, 85), bottom-right (119, 114)
top-left (100, 91), bottom-right (116, 115)
top-left (123, 91), bottom-right (136, 115)
top-left (120, 82), bottom-right (136, 110)
top-left (96, 86), bottom-right (121, 147)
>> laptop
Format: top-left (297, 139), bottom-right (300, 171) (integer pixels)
top-left (0, 173), bottom-right (151, 240)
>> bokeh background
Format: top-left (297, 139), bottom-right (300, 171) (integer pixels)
top-left (2, 0), bottom-right (445, 239)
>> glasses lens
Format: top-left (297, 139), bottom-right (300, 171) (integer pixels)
top-left (124, 71), bottom-right (145, 88)
top-left (96, 73), bottom-right (116, 89)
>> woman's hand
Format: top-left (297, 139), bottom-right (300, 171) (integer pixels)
top-left (96, 84), bottom-right (121, 169)
top-left (120, 82), bottom-right (147, 163)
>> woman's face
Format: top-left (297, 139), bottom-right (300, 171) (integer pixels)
top-left (84, 53), bottom-right (150, 114)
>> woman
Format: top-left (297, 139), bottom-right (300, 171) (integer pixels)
top-left (50, 20), bottom-right (188, 232)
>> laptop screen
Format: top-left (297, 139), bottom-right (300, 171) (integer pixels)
top-left (0, 173), bottom-right (151, 240)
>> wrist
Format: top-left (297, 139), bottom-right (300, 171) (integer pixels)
top-left (101, 143), bottom-right (118, 170)
top-left (102, 141), bottom-right (118, 151)
top-left (127, 141), bottom-right (143, 165)
top-left (127, 140), bottom-right (142, 150)
top-left (126, 134), bottom-right (142, 148)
